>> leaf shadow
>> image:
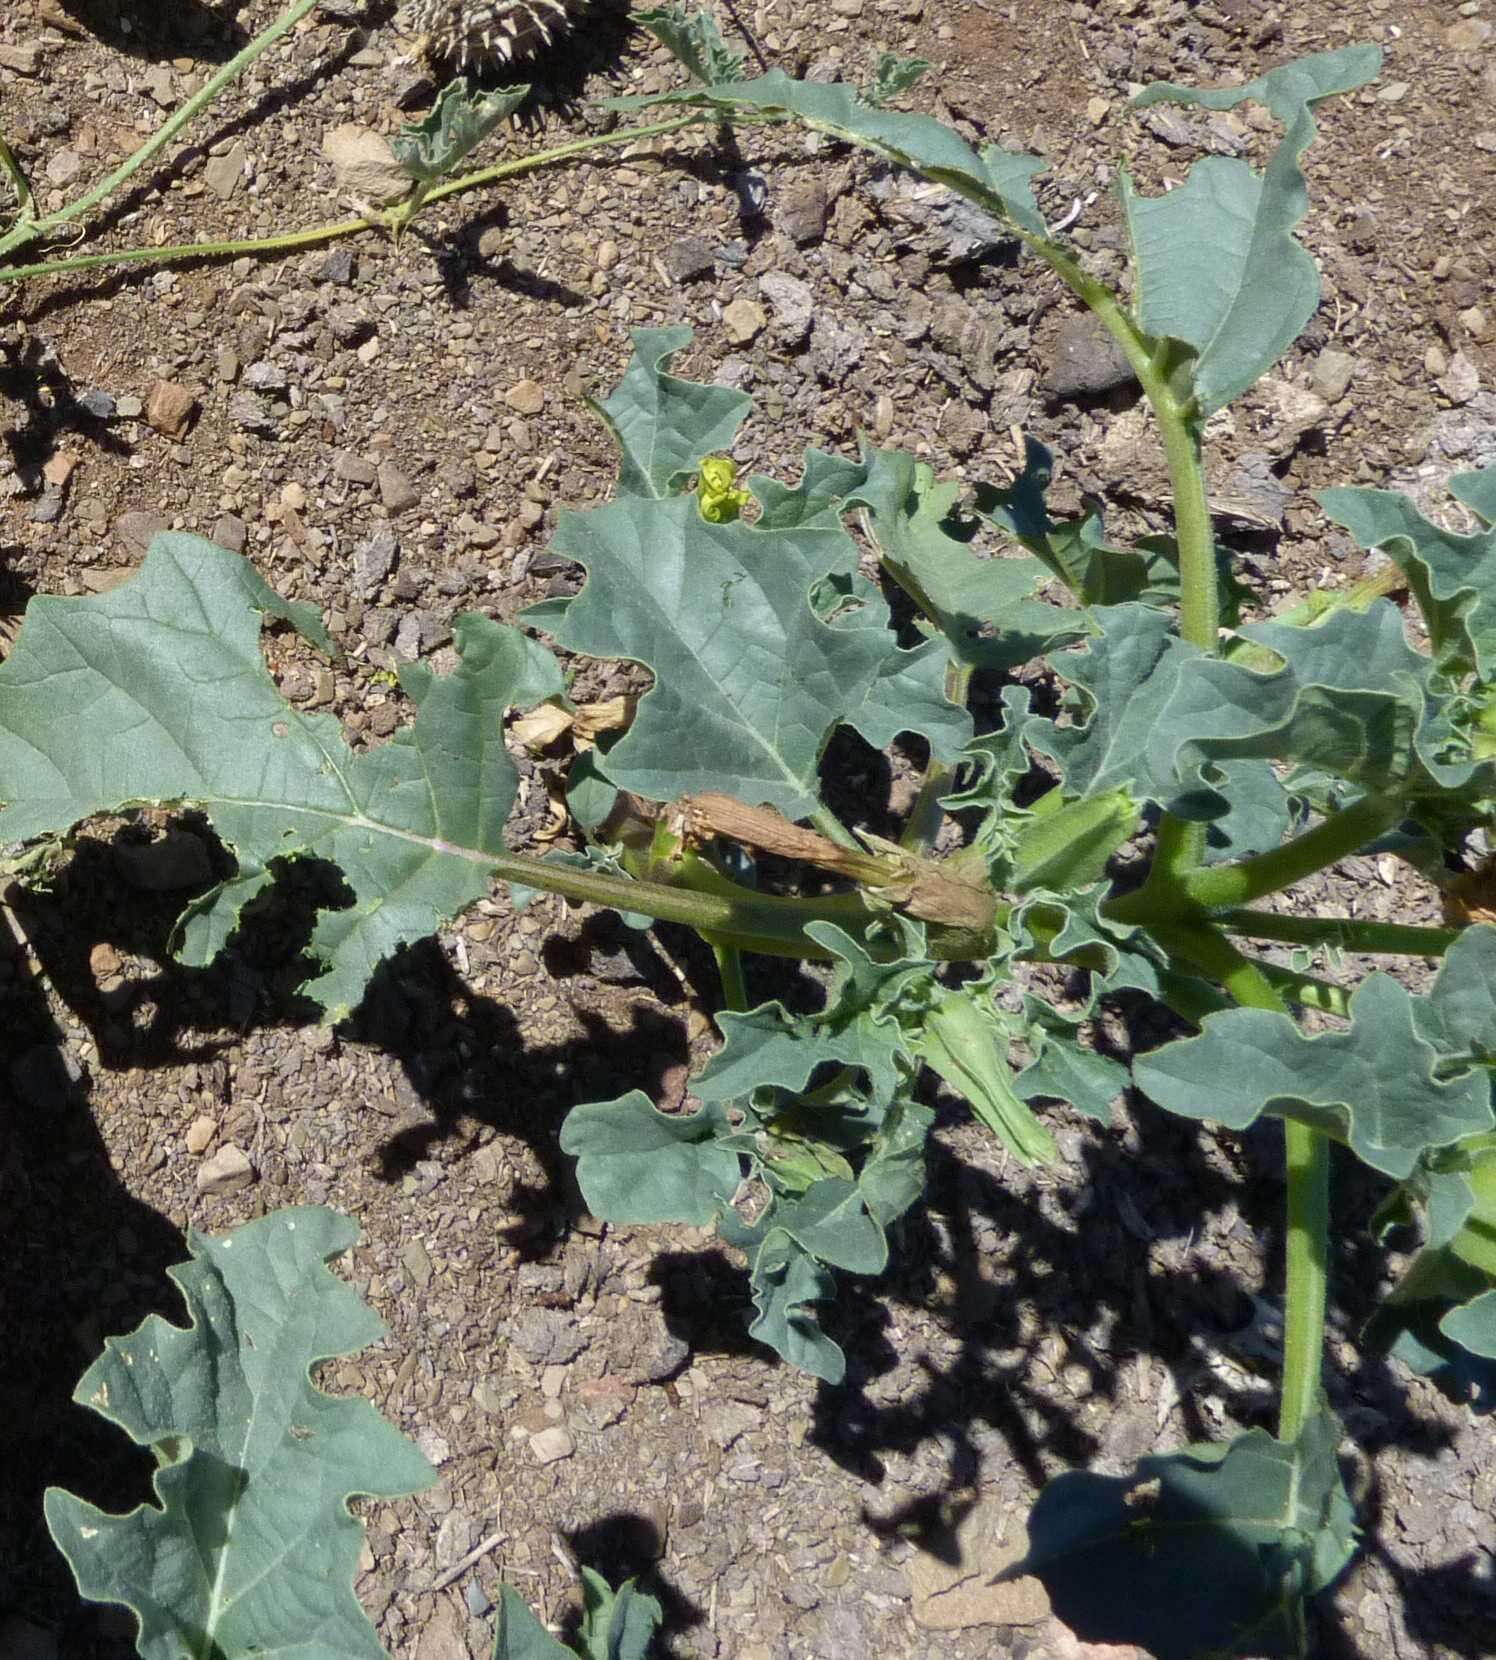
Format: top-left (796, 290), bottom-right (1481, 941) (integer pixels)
top-left (556, 1512), bottom-right (704, 1654)
top-left (0, 330), bottom-right (133, 484)
top-left (44, 0), bottom-right (252, 61)
top-left (0, 902), bottom-right (190, 1651)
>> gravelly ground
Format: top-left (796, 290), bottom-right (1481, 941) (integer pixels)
top-left (2, 2), bottom-right (1496, 1657)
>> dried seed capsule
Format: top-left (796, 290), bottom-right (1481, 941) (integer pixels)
top-left (402, 0), bottom-right (589, 67)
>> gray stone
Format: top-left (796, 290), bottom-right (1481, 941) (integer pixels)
top-left (354, 522), bottom-right (398, 595)
top-left (759, 271), bottom-right (815, 346)
top-left (377, 459), bottom-right (419, 514)
top-left (227, 392), bottom-right (277, 432)
top-left (204, 143), bottom-right (247, 200)
top-left (29, 488), bottom-right (64, 524)
top-left (529, 1426), bottom-right (575, 1464)
top-left (79, 389), bottom-right (116, 420)
top-left (335, 451), bottom-right (378, 485)
top-left (197, 1144), bottom-right (255, 1196)
top-left (1310, 347), bottom-right (1357, 403)
top-left (402, 1238), bottom-right (434, 1289)
top-left (509, 1307), bottom-right (587, 1365)
top-left (666, 236), bottom-right (717, 282)
top-left (777, 174), bottom-right (830, 244)
top-left (1047, 313), bottom-right (1137, 398)
top-left (316, 247), bottom-right (355, 285)
top-left (115, 510), bottom-right (169, 555)
top-left (243, 360), bottom-right (288, 393)
top-left (212, 513), bottom-right (248, 553)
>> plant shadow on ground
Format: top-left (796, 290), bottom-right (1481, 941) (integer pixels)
top-left (0, 331), bottom-right (132, 485)
top-left (557, 1513), bottom-right (703, 1656)
top-left (5, 835), bottom-right (1495, 1656)
top-left (0, 898), bottom-right (190, 1651)
top-left (47, 0), bottom-right (253, 62)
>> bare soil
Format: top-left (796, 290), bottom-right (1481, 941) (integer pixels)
top-left (2, 2), bottom-right (1495, 1657)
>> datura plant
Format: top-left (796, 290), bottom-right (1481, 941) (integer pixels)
top-left (9, 18), bottom-right (1496, 1659)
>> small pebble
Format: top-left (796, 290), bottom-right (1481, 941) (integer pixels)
top-left (529, 1426), bottom-right (575, 1464)
top-left (504, 379), bottom-right (545, 416)
top-left (197, 1144), bottom-right (254, 1195)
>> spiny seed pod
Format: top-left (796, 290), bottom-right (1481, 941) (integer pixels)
top-left (402, 0), bottom-right (589, 67)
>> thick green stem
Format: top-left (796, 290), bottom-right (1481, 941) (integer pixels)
top-left (1154, 924), bottom-right (1327, 1441)
top-left (1219, 907), bottom-right (1456, 958)
top-left (0, 0), bottom-right (319, 263)
top-left (486, 850), bottom-right (997, 962)
top-left (1224, 560), bottom-right (1408, 671)
top-left (0, 113), bottom-right (706, 286)
top-left (713, 945), bottom-right (749, 1012)
top-left (1280, 1121), bottom-right (1330, 1440)
top-left (1107, 793), bottom-right (1403, 925)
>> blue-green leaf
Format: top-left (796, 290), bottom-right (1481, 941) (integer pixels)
top-left (851, 446), bottom-right (1088, 671)
top-left (637, 4), bottom-right (746, 86)
top-left (747, 1230), bottom-right (845, 1383)
top-left (593, 326), bottom-right (751, 500)
top-left (45, 1208), bottom-right (435, 1660)
top-left (1125, 46), bottom-right (1382, 413)
top-left (0, 534), bottom-right (562, 1022)
top-left (1012, 1408), bottom-right (1356, 1660)
top-left (560, 1093), bottom-right (742, 1225)
top-left (391, 79), bottom-right (528, 182)
top-left (608, 70), bottom-right (1047, 237)
top-left (1134, 966), bottom-right (1496, 1178)
top-left (1320, 469), bottom-right (1496, 677)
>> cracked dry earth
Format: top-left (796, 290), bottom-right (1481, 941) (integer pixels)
top-left (2, 1), bottom-right (1496, 1657)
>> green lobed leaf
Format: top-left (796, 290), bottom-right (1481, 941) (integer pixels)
top-left (1454, 465), bottom-right (1496, 527)
top-left (1365, 1100), bottom-right (1496, 1399)
top-left (858, 1098), bottom-right (936, 1228)
top-left (1125, 46), bottom-right (1382, 414)
top-left (575, 1568), bottom-right (663, 1660)
top-left (971, 436), bottom-right (1151, 606)
top-left (694, 999), bottom-right (905, 1108)
top-left (1320, 469), bottom-right (1496, 678)
top-left (1027, 603), bottom-right (1201, 800)
top-left (1155, 603), bottom-right (1472, 803)
top-left (547, 493), bottom-right (969, 818)
top-left (771, 1177), bottom-right (888, 1275)
top-left (1016, 1026), bottom-right (1128, 1124)
top-left (45, 1207), bottom-right (435, 1660)
top-left (868, 51), bottom-right (930, 107)
top-left (1010, 1408), bottom-right (1356, 1660)
top-left (747, 1230), bottom-right (845, 1384)
top-left (591, 327), bottom-right (750, 501)
top-left (1134, 955), bottom-right (1496, 1178)
top-left (608, 70), bottom-right (1048, 238)
top-left (851, 447), bottom-right (1087, 672)
top-left (559, 1093), bottom-right (742, 1226)
top-left (0, 533), bottom-right (563, 1021)
top-left (637, 4), bottom-right (746, 86)
top-left (494, 1584), bottom-right (575, 1659)
top-left (391, 78), bottom-right (529, 182)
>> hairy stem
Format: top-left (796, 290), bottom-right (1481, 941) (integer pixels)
top-left (1107, 793), bottom-right (1403, 925)
top-left (1224, 560), bottom-right (1409, 670)
top-left (713, 944), bottom-right (749, 1013)
top-left (1219, 907), bottom-right (1457, 958)
top-left (486, 850), bottom-right (997, 962)
top-left (1154, 924), bottom-right (1327, 1441)
top-left (0, 114), bottom-right (707, 286)
top-left (0, 0), bottom-right (319, 263)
